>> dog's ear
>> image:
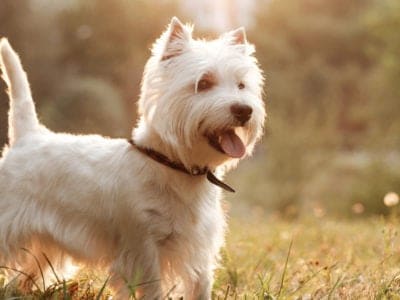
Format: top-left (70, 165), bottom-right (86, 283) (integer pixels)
top-left (225, 27), bottom-right (247, 45)
top-left (160, 17), bottom-right (192, 61)
top-left (223, 27), bottom-right (255, 55)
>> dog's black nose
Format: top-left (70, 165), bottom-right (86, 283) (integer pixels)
top-left (230, 104), bottom-right (253, 124)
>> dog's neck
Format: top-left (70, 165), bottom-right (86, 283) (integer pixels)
top-left (132, 124), bottom-right (182, 163)
top-left (131, 125), bottom-right (235, 193)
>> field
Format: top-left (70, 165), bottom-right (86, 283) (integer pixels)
top-left (1, 215), bottom-right (400, 299)
top-left (215, 216), bottom-right (400, 299)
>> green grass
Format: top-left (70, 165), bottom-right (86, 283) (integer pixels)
top-left (1, 216), bottom-right (400, 299)
top-left (213, 216), bottom-right (400, 299)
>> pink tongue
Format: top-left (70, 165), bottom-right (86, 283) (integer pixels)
top-left (220, 131), bottom-right (246, 158)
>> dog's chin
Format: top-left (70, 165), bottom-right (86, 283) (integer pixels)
top-left (205, 127), bottom-right (248, 159)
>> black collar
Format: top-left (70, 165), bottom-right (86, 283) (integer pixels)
top-left (128, 139), bottom-right (235, 193)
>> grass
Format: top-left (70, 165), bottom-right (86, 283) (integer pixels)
top-left (213, 215), bottom-right (400, 299)
top-left (1, 215), bottom-right (400, 299)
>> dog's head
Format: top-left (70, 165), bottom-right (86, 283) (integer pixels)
top-left (135, 17), bottom-right (265, 171)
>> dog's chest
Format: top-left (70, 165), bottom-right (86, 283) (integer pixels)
top-left (142, 188), bottom-right (220, 248)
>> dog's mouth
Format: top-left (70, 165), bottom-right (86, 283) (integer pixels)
top-left (206, 128), bottom-right (246, 158)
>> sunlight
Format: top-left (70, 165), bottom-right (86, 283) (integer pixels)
top-left (181, 0), bottom-right (257, 32)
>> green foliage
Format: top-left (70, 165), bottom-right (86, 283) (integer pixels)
top-left (227, 0), bottom-right (400, 217)
top-left (42, 77), bottom-right (128, 137)
top-left (0, 0), bottom-right (60, 146)
top-left (57, 0), bottom-right (179, 92)
top-left (363, 0), bottom-right (400, 150)
top-left (0, 0), bottom-right (181, 145)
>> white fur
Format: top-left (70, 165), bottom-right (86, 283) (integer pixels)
top-left (0, 17), bottom-right (265, 299)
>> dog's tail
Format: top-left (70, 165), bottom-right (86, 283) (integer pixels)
top-left (0, 38), bottom-right (40, 145)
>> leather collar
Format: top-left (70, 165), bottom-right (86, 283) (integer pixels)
top-left (128, 139), bottom-right (235, 193)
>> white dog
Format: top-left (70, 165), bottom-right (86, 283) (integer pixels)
top-left (0, 17), bottom-right (265, 299)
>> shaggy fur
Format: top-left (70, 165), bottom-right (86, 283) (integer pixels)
top-left (0, 18), bottom-right (265, 299)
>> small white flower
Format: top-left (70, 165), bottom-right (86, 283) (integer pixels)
top-left (383, 192), bottom-right (399, 207)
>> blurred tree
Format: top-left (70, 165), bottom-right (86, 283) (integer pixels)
top-left (363, 0), bottom-right (400, 149)
top-left (0, 0), bottom-right (182, 143)
top-left (0, 0), bottom-right (61, 146)
top-left (252, 0), bottom-right (373, 147)
top-left (42, 77), bottom-right (127, 136)
top-left (232, 0), bottom-right (400, 217)
top-left (57, 0), bottom-right (180, 129)
top-left (0, 1), bottom-right (64, 100)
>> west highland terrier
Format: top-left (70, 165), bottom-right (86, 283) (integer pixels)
top-left (0, 17), bottom-right (265, 299)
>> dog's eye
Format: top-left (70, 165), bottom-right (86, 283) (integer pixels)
top-left (238, 82), bottom-right (245, 90)
top-left (197, 79), bottom-right (213, 92)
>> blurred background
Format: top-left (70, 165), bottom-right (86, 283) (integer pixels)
top-left (0, 0), bottom-right (399, 219)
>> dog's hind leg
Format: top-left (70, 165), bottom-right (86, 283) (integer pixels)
top-left (0, 38), bottom-right (41, 146)
top-left (17, 237), bottom-right (61, 290)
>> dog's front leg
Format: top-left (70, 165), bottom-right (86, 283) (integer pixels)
top-left (110, 242), bottom-right (162, 300)
top-left (190, 268), bottom-right (213, 300)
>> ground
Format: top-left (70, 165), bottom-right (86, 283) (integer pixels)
top-left (215, 216), bottom-right (400, 299)
top-left (1, 215), bottom-right (400, 299)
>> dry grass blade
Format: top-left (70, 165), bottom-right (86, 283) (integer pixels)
top-left (0, 265), bottom-right (42, 292)
top-left (21, 247), bottom-right (46, 291)
top-left (163, 284), bottom-right (177, 299)
top-left (277, 239), bottom-right (293, 299)
top-left (95, 275), bottom-right (110, 300)
top-left (42, 252), bottom-right (61, 284)
top-left (223, 284), bottom-right (230, 300)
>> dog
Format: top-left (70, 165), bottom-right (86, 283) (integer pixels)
top-left (0, 17), bottom-right (265, 299)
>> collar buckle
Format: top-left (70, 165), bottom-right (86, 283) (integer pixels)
top-left (190, 166), bottom-right (201, 175)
